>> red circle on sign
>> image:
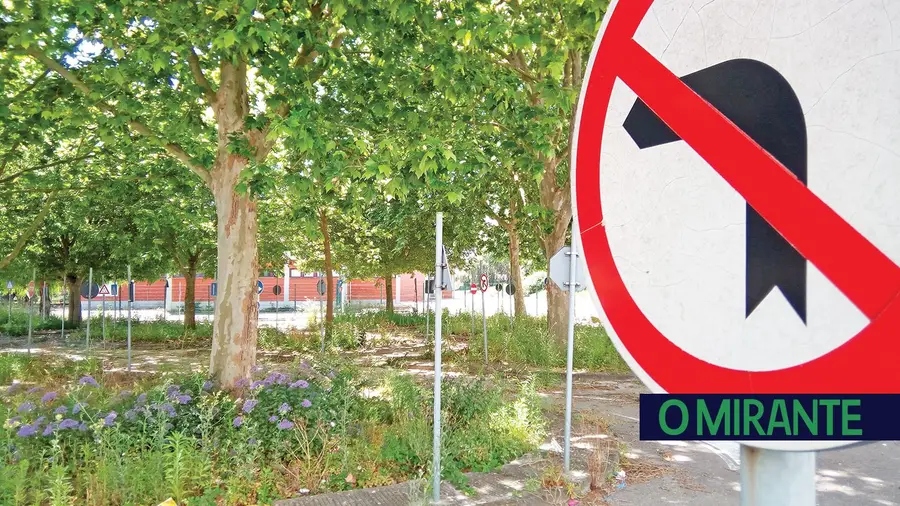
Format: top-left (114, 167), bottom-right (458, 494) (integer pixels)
top-left (574, 0), bottom-right (900, 394)
top-left (470, 283), bottom-right (477, 295)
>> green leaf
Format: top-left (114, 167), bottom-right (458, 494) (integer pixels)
top-left (447, 192), bottom-right (462, 204)
top-left (147, 32), bottom-right (160, 44)
top-left (223, 30), bottom-right (238, 48)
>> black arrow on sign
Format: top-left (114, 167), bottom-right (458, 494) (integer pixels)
top-left (622, 58), bottom-right (807, 323)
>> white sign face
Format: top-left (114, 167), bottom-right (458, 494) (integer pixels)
top-left (6, 281), bottom-right (12, 290)
top-left (574, 0), bottom-right (900, 451)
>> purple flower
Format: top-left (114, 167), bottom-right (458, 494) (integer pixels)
top-left (241, 399), bottom-right (258, 413)
top-left (73, 402), bottom-right (84, 414)
top-left (232, 416), bottom-right (243, 428)
top-left (154, 403), bottom-right (176, 418)
top-left (269, 415), bottom-right (278, 423)
top-left (17, 401), bottom-right (35, 413)
top-left (79, 376), bottom-right (99, 387)
top-left (17, 423), bottom-right (37, 437)
top-left (42, 423), bottom-right (57, 436)
top-left (78, 422), bottom-right (87, 432)
top-left (277, 419), bottom-right (294, 430)
top-left (279, 403), bottom-right (291, 414)
top-left (301, 399), bottom-right (312, 408)
top-left (250, 365), bottom-right (263, 374)
top-left (35, 416), bottom-right (45, 425)
top-left (124, 409), bottom-right (137, 421)
top-left (59, 419), bottom-right (79, 430)
top-left (7, 416), bottom-right (21, 424)
top-left (41, 391), bottom-right (58, 403)
top-left (248, 438), bottom-right (258, 446)
top-left (27, 386), bottom-right (42, 394)
top-left (265, 372), bottom-right (288, 385)
top-left (103, 411), bottom-right (117, 426)
top-left (166, 385), bottom-right (181, 398)
top-left (235, 378), bottom-right (250, 389)
top-left (54, 406), bottom-right (68, 415)
top-left (135, 393), bottom-right (147, 406)
top-left (175, 394), bottom-right (192, 405)
top-left (6, 382), bottom-right (22, 394)
top-left (289, 379), bottom-right (309, 389)
top-left (250, 380), bottom-right (266, 390)
top-left (202, 380), bottom-right (213, 392)
top-left (300, 361), bottom-right (310, 370)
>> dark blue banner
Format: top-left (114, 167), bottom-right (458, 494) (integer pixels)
top-left (639, 394), bottom-right (900, 441)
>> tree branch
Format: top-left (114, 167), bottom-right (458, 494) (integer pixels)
top-left (187, 47), bottom-right (217, 106)
top-left (27, 47), bottom-right (212, 185)
top-left (0, 190), bottom-right (58, 270)
top-left (0, 152), bottom-right (96, 186)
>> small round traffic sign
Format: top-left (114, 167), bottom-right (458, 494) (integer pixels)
top-left (273, 285), bottom-right (282, 296)
top-left (505, 283), bottom-right (516, 296)
top-left (317, 279), bottom-right (326, 296)
top-left (479, 274), bottom-right (489, 292)
top-left (80, 282), bottom-right (100, 299)
top-left (470, 283), bottom-right (477, 295)
top-left (494, 283), bottom-right (502, 292)
top-left (256, 280), bottom-right (264, 295)
top-left (573, 0), bottom-right (900, 451)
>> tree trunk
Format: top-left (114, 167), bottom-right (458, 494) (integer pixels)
top-left (208, 60), bottom-right (260, 390)
top-left (507, 199), bottom-right (527, 317)
top-left (539, 161), bottom-right (573, 343)
top-left (66, 274), bottom-right (81, 326)
top-left (39, 280), bottom-right (51, 318)
top-left (385, 275), bottom-right (394, 314)
top-left (182, 255), bottom-right (198, 329)
top-left (319, 208), bottom-right (334, 328)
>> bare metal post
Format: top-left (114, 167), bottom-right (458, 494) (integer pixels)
top-left (431, 213), bottom-right (444, 503)
top-left (61, 278), bottom-right (66, 340)
top-left (27, 268), bottom-right (34, 353)
top-left (740, 446), bottom-right (815, 506)
top-left (481, 281), bottom-right (488, 366)
top-left (127, 265), bottom-right (132, 371)
top-left (86, 268), bottom-right (92, 349)
top-left (563, 234), bottom-right (580, 473)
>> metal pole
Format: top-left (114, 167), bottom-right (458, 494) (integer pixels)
top-left (481, 286), bottom-right (488, 366)
top-left (275, 288), bottom-right (279, 331)
top-left (86, 267), bottom-right (92, 349)
top-left (425, 284), bottom-right (430, 341)
top-left (7, 288), bottom-right (11, 325)
top-left (740, 446), bottom-right (815, 506)
top-left (127, 265), bottom-right (132, 371)
top-left (27, 268), bottom-right (34, 353)
top-left (102, 294), bottom-right (106, 345)
top-left (61, 278), bottom-right (66, 340)
top-left (470, 286), bottom-right (475, 340)
top-left (319, 289), bottom-right (324, 353)
top-left (563, 237), bottom-right (580, 473)
top-left (431, 212), bottom-right (444, 503)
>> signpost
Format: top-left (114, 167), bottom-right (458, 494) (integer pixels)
top-left (317, 278), bottom-right (326, 352)
top-left (7, 280), bottom-right (12, 326)
top-left (27, 269), bottom-right (34, 353)
top-left (480, 273), bottom-right (489, 365)
top-left (504, 282), bottom-right (516, 329)
top-left (209, 282), bottom-right (217, 320)
top-left (571, 1), bottom-right (897, 502)
top-left (494, 283), bottom-right (502, 314)
top-left (273, 284), bottom-right (282, 330)
top-left (60, 278), bottom-right (66, 341)
top-left (470, 282), bottom-right (477, 338)
top-left (431, 213), bottom-right (447, 504)
top-left (127, 267), bottom-right (133, 371)
top-left (83, 268), bottom-right (96, 348)
top-left (99, 283), bottom-right (110, 345)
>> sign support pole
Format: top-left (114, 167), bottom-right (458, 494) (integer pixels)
top-left (61, 278), bottom-right (66, 341)
top-left (740, 446), bottom-right (815, 506)
top-left (431, 212), bottom-right (444, 504)
top-left (127, 265), bottom-right (132, 372)
top-left (7, 287), bottom-right (11, 326)
top-left (425, 283), bottom-right (430, 342)
top-left (86, 267), bottom-right (92, 349)
top-left (563, 235), bottom-right (580, 473)
top-left (470, 287), bottom-right (475, 339)
top-left (319, 280), bottom-right (325, 353)
top-left (481, 285), bottom-right (488, 366)
top-left (27, 268), bottom-right (34, 353)
top-left (102, 293), bottom-right (106, 346)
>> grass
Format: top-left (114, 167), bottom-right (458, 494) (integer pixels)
top-left (0, 354), bottom-right (546, 505)
top-left (0, 307), bottom-right (64, 336)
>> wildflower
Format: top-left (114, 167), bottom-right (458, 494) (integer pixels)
top-left (279, 403), bottom-right (291, 414)
top-left (42, 423), bottom-right (57, 436)
top-left (73, 402), bottom-right (84, 414)
top-left (301, 399), bottom-right (312, 408)
top-left (175, 394), bottom-right (192, 405)
top-left (58, 419), bottom-right (79, 430)
top-left (79, 376), bottom-right (99, 387)
top-left (232, 416), bottom-right (243, 428)
top-left (289, 379), bottom-right (309, 389)
top-left (300, 361), bottom-right (310, 370)
top-left (124, 409), bottom-right (137, 421)
top-left (35, 416), bottom-right (46, 425)
top-left (53, 406), bottom-right (68, 415)
top-left (269, 415), bottom-right (278, 423)
top-left (135, 393), bottom-right (147, 406)
top-left (16, 423), bottom-right (37, 437)
top-left (78, 422), bottom-right (87, 432)
top-left (26, 386), bottom-right (42, 394)
top-left (202, 380), bottom-right (214, 392)
top-left (40, 391), bottom-right (58, 403)
top-left (166, 385), bottom-right (181, 398)
top-left (248, 438), bottom-right (258, 446)
top-left (103, 412), bottom-right (117, 426)
top-left (235, 378), bottom-right (250, 389)
top-left (250, 380), bottom-right (266, 390)
top-left (241, 399), bottom-right (258, 413)
top-left (4, 416), bottom-right (22, 429)
top-left (250, 364), bottom-right (263, 374)
top-left (154, 403), bottom-right (176, 418)
top-left (16, 401), bottom-right (35, 413)
top-left (277, 419), bottom-right (294, 430)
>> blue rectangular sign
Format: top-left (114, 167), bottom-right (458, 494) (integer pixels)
top-left (640, 394), bottom-right (900, 441)
top-left (209, 282), bottom-right (217, 297)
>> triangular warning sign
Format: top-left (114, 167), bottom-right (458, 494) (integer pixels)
top-left (98, 284), bottom-right (110, 295)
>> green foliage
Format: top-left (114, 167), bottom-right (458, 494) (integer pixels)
top-left (0, 306), bottom-right (63, 336)
top-left (0, 355), bottom-right (545, 504)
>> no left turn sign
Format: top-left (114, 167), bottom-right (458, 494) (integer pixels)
top-left (573, 0), bottom-right (900, 451)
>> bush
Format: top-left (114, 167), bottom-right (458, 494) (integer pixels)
top-left (0, 307), bottom-right (63, 336)
top-left (0, 355), bottom-right (546, 504)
